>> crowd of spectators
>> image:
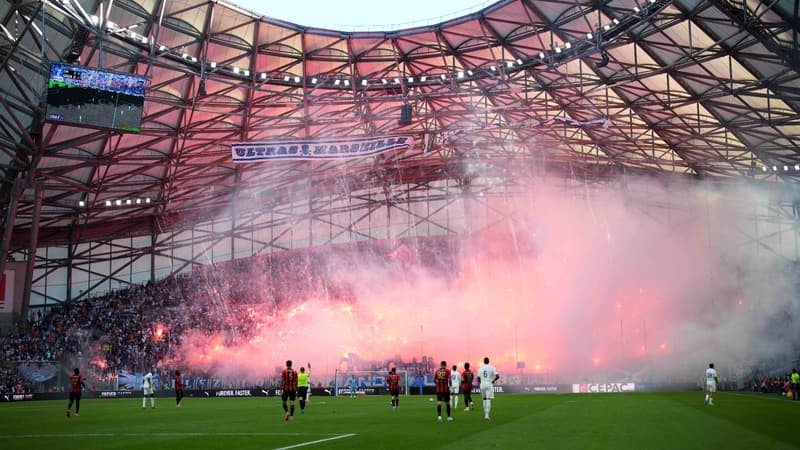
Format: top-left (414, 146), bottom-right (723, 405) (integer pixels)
top-left (0, 235), bottom-right (458, 391)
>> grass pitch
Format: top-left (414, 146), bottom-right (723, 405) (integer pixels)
top-left (0, 392), bottom-right (798, 450)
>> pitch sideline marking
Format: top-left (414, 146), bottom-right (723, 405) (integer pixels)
top-left (0, 432), bottom-right (347, 439)
top-left (272, 433), bottom-right (356, 450)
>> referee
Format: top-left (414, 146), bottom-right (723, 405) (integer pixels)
top-left (298, 363), bottom-right (311, 413)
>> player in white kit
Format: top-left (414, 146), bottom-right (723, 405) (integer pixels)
top-left (449, 364), bottom-right (462, 410)
top-left (142, 371), bottom-right (156, 409)
top-left (705, 363), bottom-right (718, 405)
top-left (477, 357), bottom-right (499, 421)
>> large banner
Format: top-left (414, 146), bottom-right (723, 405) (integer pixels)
top-left (232, 135), bottom-right (415, 162)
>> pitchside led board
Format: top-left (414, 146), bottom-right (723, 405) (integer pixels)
top-left (45, 63), bottom-right (146, 133)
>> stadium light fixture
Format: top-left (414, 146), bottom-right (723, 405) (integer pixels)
top-left (490, 65), bottom-right (496, 71)
top-left (773, 166), bottom-right (778, 171)
top-left (467, 70), bottom-right (474, 76)
top-left (604, 24), bottom-right (611, 31)
top-left (420, 75), bottom-right (427, 81)
top-left (136, 198), bottom-right (142, 204)
top-left (613, 18), bottom-right (620, 25)
top-left (506, 61), bottom-right (514, 68)
top-left (210, 61), bottom-right (217, 68)
top-left (796, 164), bottom-right (799, 171)
top-left (115, 199), bottom-right (122, 206)
top-left (294, 76), bottom-right (300, 83)
top-left (539, 52), bottom-right (545, 59)
top-left (344, 79), bottom-right (350, 86)
top-left (361, 79), bottom-right (368, 86)
top-left (555, 46), bottom-right (562, 54)
top-left (311, 77), bottom-right (318, 84)
top-left (243, 70), bottom-right (250, 76)
top-left (334, 79), bottom-right (341, 85)
top-left (141, 35), bottom-right (149, 44)
top-left (784, 165), bottom-right (789, 171)
top-left (516, 58), bottom-right (523, 65)
top-left (393, 78), bottom-right (400, 84)
top-left (284, 75), bottom-right (291, 82)
top-left (440, 74), bottom-right (446, 80)
top-left (260, 73), bottom-right (267, 80)
top-left (146, 198), bottom-right (151, 204)
top-left (408, 76), bottom-right (414, 83)
top-left (565, 42), bottom-right (572, 49)
top-left (191, 56), bottom-right (198, 63)
top-left (182, 53), bottom-right (189, 59)
top-left (159, 45), bottom-right (166, 52)
top-left (105, 200), bottom-right (112, 207)
top-left (233, 67), bottom-right (240, 74)
top-left (126, 199), bottom-right (132, 205)
top-left (90, 15), bottom-right (100, 25)
top-left (586, 32), bottom-right (593, 39)
top-left (633, 6), bottom-right (640, 12)
top-left (762, 166), bottom-right (768, 172)
top-left (78, 200), bottom-right (85, 207)
top-left (381, 78), bottom-right (388, 84)
top-left (457, 71), bottom-right (465, 79)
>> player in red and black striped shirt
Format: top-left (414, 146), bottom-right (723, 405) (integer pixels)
top-left (462, 362), bottom-right (475, 411)
top-left (174, 370), bottom-right (183, 407)
top-left (386, 367), bottom-right (401, 410)
top-left (66, 368), bottom-right (86, 418)
top-left (434, 361), bottom-right (452, 422)
top-left (281, 360), bottom-right (298, 421)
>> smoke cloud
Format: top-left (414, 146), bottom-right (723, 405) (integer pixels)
top-left (174, 175), bottom-right (800, 386)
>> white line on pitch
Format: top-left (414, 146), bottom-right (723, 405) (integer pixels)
top-left (272, 433), bottom-right (356, 450)
top-left (0, 432), bottom-right (344, 439)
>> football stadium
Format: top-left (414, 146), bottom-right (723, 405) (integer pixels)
top-left (1, 0), bottom-right (799, 448)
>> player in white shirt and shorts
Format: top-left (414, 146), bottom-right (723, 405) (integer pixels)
top-left (705, 363), bottom-right (718, 405)
top-left (449, 365), bottom-right (462, 410)
top-left (477, 357), bottom-right (499, 421)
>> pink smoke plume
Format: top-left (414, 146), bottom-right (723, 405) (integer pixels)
top-left (175, 178), bottom-right (798, 384)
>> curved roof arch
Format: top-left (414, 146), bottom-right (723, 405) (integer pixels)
top-left (0, 0), bottom-right (798, 250)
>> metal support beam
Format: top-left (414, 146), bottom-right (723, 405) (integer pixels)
top-left (19, 180), bottom-right (43, 328)
top-left (0, 178), bottom-right (22, 278)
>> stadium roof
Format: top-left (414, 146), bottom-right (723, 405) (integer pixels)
top-left (0, 0), bottom-right (798, 250)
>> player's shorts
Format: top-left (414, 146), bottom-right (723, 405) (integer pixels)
top-left (450, 385), bottom-right (460, 394)
top-left (389, 388), bottom-right (400, 397)
top-left (143, 387), bottom-right (155, 396)
top-left (298, 386), bottom-right (308, 399)
top-left (706, 382), bottom-right (716, 393)
top-left (436, 391), bottom-right (450, 402)
top-left (69, 392), bottom-right (81, 402)
top-left (462, 384), bottom-right (473, 394)
top-left (480, 384), bottom-right (495, 399)
top-left (282, 389), bottom-right (297, 401)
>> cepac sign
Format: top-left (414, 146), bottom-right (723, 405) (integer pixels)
top-left (572, 383), bottom-right (635, 393)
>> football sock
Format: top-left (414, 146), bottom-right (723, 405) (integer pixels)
top-left (290, 405), bottom-right (295, 416)
top-left (453, 395), bottom-right (458, 409)
top-left (150, 397), bottom-right (155, 408)
top-left (437, 404), bottom-right (441, 416)
top-left (446, 403), bottom-right (451, 417)
top-left (300, 400), bottom-right (305, 410)
top-left (396, 398), bottom-right (399, 407)
top-left (283, 402), bottom-right (288, 412)
top-left (142, 398), bottom-right (146, 408)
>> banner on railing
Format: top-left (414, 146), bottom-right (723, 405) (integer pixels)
top-left (232, 135), bottom-right (415, 162)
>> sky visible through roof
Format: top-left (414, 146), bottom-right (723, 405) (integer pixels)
top-left (231, 0), bottom-right (494, 30)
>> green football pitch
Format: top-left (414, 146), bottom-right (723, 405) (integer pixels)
top-left (0, 392), bottom-right (798, 450)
